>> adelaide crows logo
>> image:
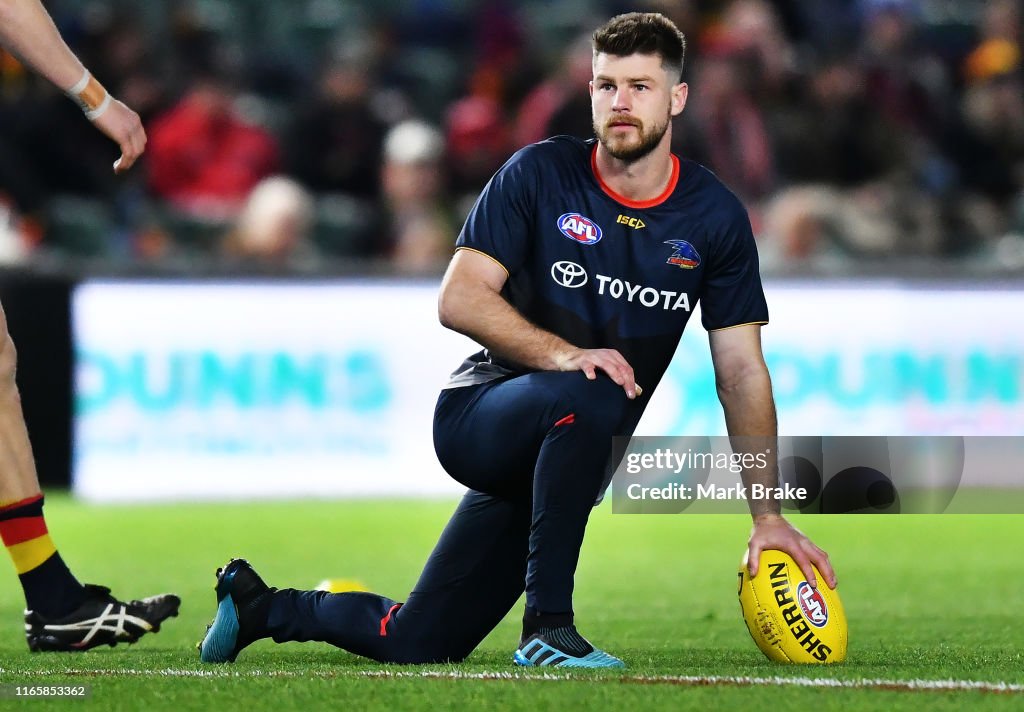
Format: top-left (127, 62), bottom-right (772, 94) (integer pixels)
top-left (664, 240), bottom-right (701, 269)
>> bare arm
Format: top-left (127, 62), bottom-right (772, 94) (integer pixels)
top-left (438, 249), bottom-right (639, 398)
top-left (710, 324), bottom-right (836, 589)
top-left (0, 0), bottom-right (146, 172)
top-left (0, 0), bottom-right (86, 90)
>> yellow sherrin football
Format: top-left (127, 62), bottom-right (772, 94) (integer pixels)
top-left (737, 550), bottom-right (847, 663)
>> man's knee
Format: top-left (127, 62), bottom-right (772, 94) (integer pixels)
top-left (549, 373), bottom-right (629, 436)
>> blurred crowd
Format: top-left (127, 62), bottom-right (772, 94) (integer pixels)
top-left (0, 0), bottom-right (1023, 273)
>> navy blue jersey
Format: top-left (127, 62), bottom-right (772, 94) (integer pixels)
top-left (447, 135), bottom-right (768, 408)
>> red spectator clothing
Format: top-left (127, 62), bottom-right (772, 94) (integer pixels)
top-left (147, 95), bottom-right (279, 217)
top-left (514, 81), bottom-right (566, 148)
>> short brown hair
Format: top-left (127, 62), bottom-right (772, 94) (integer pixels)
top-left (592, 12), bottom-right (687, 82)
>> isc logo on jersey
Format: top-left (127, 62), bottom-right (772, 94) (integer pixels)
top-left (557, 213), bottom-right (603, 245)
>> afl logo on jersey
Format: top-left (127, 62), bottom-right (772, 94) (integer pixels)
top-left (557, 213), bottom-right (603, 245)
top-left (551, 261), bottom-right (588, 288)
top-left (664, 240), bottom-right (701, 269)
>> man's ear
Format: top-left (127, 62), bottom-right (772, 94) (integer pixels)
top-left (671, 82), bottom-right (688, 116)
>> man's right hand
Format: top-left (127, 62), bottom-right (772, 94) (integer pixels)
top-left (439, 250), bottom-right (643, 398)
top-left (747, 513), bottom-right (837, 590)
top-left (555, 347), bottom-right (640, 399)
top-left (91, 98), bottom-right (147, 173)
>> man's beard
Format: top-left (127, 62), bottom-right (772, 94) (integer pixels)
top-left (593, 111), bottom-right (670, 162)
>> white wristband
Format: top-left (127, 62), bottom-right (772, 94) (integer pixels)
top-left (65, 67), bottom-right (110, 119)
top-left (66, 68), bottom-right (90, 96)
top-left (85, 92), bottom-right (112, 121)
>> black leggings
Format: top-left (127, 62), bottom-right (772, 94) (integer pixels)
top-left (265, 372), bottom-right (630, 663)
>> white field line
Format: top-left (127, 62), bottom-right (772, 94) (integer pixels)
top-left (1, 667), bottom-right (1022, 694)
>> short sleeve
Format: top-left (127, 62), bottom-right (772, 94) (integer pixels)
top-left (455, 146), bottom-right (539, 275)
top-left (699, 205), bottom-right (769, 331)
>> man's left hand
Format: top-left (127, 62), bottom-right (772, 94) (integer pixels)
top-left (91, 97), bottom-right (146, 173)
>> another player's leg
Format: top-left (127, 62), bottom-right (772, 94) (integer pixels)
top-left (434, 373), bottom-right (629, 667)
top-left (199, 490), bottom-right (530, 663)
top-left (0, 306), bottom-right (180, 651)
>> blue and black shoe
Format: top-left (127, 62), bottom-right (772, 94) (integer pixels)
top-left (513, 626), bottom-right (625, 668)
top-left (198, 558), bottom-right (275, 663)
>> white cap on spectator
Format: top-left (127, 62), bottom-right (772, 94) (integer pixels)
top-left (384, 120), bottom-right (444, 165)
top-left (234, 176), bottom-right (314, 256)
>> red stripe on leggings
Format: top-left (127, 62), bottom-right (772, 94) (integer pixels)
top-left (553, 413), bottom-right (575, 427)
top-left (379, 603), bottom-right (402, 637)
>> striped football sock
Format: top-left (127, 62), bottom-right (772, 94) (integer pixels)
top-left (0, 495), bottom-right (86, 617)
top-left (537, 625), bottom-right (594, 657)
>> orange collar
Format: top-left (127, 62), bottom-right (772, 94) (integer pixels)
top-left (590, 144), bottom-right (680, 209)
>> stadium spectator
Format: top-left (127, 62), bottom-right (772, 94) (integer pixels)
top-left (445, 91), bottom-right (512, 206)
top-left (444, 17), bottom-right (525, 212)
top-left (686, 42), bottom-right (775, 206)
top-left (75, 9), bottom-right (167, 122)
top-left (0, 0), bottom-right (179, 651)
top-left (963, 0), bottom-right (1021, 85)
top-left (513, 34), bottom-right (594, 147)
top-left (775, 56), bottom-right (904, 187)
top-left (147, 69), bottom-right (279, 220)
top-left (857, 0), bottom-right (946, 136)
top-left (380, 119), bottom-right (456, 274)
top-left (0, 0), bottom-right (1022, 267)
top-left (221, 175), bottom-right (316, 268)
top-left (718, 0), bottom-right (798, 92)
top-left (950, 0), bottom-right (1024, 211)
top-left (941, 65), bottom-right (1024, 249)
top-left (284, 54), bottom-right (388, 200)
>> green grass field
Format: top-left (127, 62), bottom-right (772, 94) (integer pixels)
top-left (1, 495), bottom-right (1022, 711)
